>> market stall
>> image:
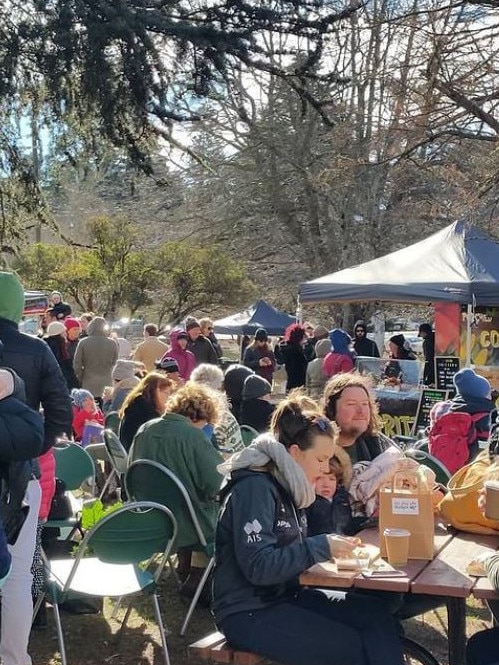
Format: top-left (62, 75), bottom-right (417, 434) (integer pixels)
top-left (213, 299), bottom-right (296, 336)
top-left (300, 221), bottom-right (499, 433)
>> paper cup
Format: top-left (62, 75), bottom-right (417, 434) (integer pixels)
top-left (484, 480), bottom-right (499, 521)
top-left (383, 528), bottom-right (410, 567)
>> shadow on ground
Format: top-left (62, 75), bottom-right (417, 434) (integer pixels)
top-left (30, 573), bottom-right (493, 665)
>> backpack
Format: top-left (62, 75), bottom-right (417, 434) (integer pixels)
top-left (429, 411), bottom-right (485, 475)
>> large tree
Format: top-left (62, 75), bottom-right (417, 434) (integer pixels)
top-left (0, 0), bottom-right (364, 167)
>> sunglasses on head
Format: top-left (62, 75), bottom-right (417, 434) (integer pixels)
top-left (313, 416), bottom-right (330, 432)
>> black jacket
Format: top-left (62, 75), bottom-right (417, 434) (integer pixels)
top-left (187, 335), bottom-right (219, 366)
top-left (224, 364), bottom-right (254, 423)
top-left (422, 332), bottom-right (435, 385)
top-left (119, 394), bottom-right (159, 452)
top-left (275, 342), bottom-right (308, 391)
top-left (0, 360), bottom-right (44, 546)
top-left (45, 336), bottom-right (79, 392)
top-left (239, 399), bottom-right (275, 433)
top-left (352, 320), bottom-right (380, 358)
top-left (213, 470), bottom-right (330, 624)
top-left (0, 318), bottom-right (72, 452)
top-left (346, 432), bottom-right (393, 464)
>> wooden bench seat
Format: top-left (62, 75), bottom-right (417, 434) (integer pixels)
top-left (189, 631), bottom-right (264, 665)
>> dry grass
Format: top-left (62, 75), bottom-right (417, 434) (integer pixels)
top-left (29, 572), bottom-right (495, 665)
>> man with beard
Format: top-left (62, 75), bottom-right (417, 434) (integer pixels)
top-left (322, 372), bottom-right (443, 619)
top-left (352, 320), bottom-right (380, 358)
top-left (322, 373), bottom-right (389, 463)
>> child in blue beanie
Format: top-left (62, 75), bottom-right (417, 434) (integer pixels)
top-left (323, 329), bottom-right (355, 379)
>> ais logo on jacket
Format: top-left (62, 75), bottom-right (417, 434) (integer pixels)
top-left (244, 519), bottom-right (262, 543)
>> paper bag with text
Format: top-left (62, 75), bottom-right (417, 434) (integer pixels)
top-left (379, 469), bottom-right (435, 560)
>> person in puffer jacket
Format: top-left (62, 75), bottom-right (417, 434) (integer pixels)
top-left (162, 329), bottom-right (196, 381)
top-left (0, 345), bottom-right (44, 664)
top-left (305, 339), bottom-right (331, 400)
top-left (323, 329), bottom-right (355, 379)
top-left (212, 393), bottom-right (405, 665)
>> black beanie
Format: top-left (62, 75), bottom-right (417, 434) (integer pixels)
top-left (389, 334), bottom-right (406, 349)
top-left (155, 356), bottom-right (180, 373)
top-left (242, 374), bottom-right (272, 400)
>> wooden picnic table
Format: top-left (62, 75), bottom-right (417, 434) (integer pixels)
top-left (299, 526), bottom-right (499, 665)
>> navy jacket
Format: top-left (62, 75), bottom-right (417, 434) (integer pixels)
top-left (0, 396), bottom-right (44, 462)
top-left (0, 318), bottom-right (72, 452)
top-left (0, 367), bottom-right (44, 559)
top-left (212, 470), bottom-right (330, 624)
top-left (306, 487), bottom-right (355, 536)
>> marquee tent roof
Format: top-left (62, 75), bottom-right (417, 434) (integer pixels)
top-left (213, 299), bottom-right (296, 336)
top-left (299, 221), bottom-right (499, 306)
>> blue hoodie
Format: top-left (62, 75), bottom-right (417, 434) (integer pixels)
top-left (329, 329), bottom-right (353, 356)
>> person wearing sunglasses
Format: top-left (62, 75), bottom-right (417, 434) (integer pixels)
top-left (200, 318), bottom-right (223, 360)
top-left (185, 317), bottom-right (220, 366)
top-left (213, 393), bottom-right (405, 665)
top-left (352, 321), bottom-right (380, 358)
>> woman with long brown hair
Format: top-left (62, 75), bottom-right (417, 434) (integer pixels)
top-left (119, 372), bottom-right (175, 451)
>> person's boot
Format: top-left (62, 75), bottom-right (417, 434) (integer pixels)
top-left (179, 567), bottom-right (212, 608)
top-left (176, 549), bottom-right (192, 584)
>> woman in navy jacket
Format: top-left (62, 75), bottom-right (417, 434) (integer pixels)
top-left (213, 394), bottom-right (404, 665)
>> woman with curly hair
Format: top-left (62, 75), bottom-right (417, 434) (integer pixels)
top-left (119, 372), bottom-right (176, 452)
top-left (129, 382), bottom-right (224, 597)
top-left (275, 323), bottom-right (309, 392)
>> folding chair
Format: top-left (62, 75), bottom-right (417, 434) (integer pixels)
top-left (125, 459), bottom-right (214, 635)
top-left (104, 410), bottom-right (121, 436)
top-left (46, 442), bottom-right (96, 538)
top-left (239, 424), bottom-right (259, 447)
top-left (99, 429), bottom-right (129, 497)
top-left (43, 501), bottom-right (177, 665)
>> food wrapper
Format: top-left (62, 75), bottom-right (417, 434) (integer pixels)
top-left (335, 544), bottom-right (379, 571)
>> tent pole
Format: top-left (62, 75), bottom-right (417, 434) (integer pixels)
top-left (296, 296), bottom-right (302, 324)
top-left (466, 303), bottom-right (473, 367)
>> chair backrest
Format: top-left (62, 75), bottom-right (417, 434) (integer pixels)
top-left (104, 411), bottom-right (121, 435)
top-left (66, 501), bottom-right (178, 589)
top-left (240, 425), bottom-right (259, 447)
top-left (125, 459), bottom-right (207, 548)
top-left (405, 448), bottom-right (451, 485)
top-left (53, 443), bottom-right (95, 491)
top-left (103, 429), bottom-right (129, 475)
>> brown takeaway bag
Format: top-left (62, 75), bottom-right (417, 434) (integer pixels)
top-left (438, 449), bottom-right (499, 535)
top-left (379, 469), bottom-right (435, 560)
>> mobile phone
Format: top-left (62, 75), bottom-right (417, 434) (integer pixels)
top-left (361, 569), bottom-right (407, 578)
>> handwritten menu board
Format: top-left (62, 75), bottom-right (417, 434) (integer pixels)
top-left (435, 356), bottom-right (460, 394)
top-left (412, 388), bottom-right (449, 434)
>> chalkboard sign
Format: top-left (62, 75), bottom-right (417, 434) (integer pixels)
top-left (412, 388), bottom-right (449, 434)
top-left (435, 356), bottom-right (460, 393)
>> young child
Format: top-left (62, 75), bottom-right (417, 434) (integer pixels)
top-left (306, 455), bottom-right (358, 536)
top-left (71, 388), bottom-right (104, 442)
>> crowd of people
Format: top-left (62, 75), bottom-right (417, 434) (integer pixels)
top-left (0, 273), bottom-right (498, 665)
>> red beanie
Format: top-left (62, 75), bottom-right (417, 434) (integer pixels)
top-left (63, 317), bottom-right (80, 332)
